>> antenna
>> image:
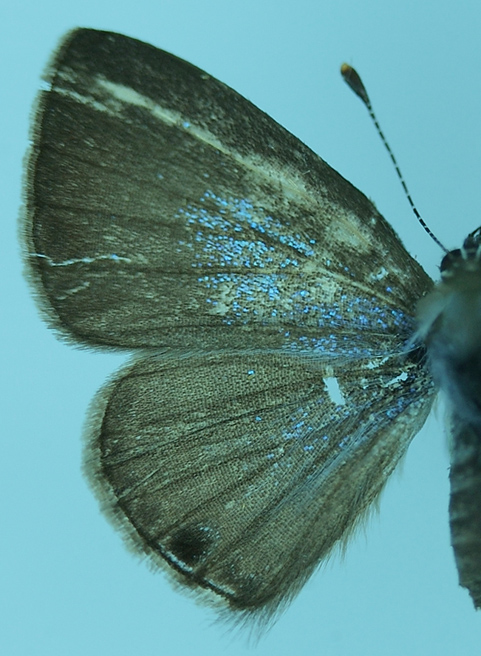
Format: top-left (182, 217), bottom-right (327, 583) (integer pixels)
top-left (341, 63), bottom-right (447, 253)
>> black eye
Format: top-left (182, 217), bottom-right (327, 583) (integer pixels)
top-left (440, 249), bottom-right (461, 274)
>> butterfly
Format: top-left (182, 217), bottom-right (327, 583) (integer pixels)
top-left (22, 28), bottom-right (480, 625)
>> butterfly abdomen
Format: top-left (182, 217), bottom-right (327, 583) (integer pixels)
top-left (449, 420), bottom-right (481, 608)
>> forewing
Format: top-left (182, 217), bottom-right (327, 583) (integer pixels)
top-left (24, 29), bottom-right (432, 350)
top-left (86, 349), bottom-right (435, 618)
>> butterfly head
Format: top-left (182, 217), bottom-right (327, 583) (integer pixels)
top-left (440, 227), bottom-right (481, 281)
top-left (415, 226), bottom-right (481, 346)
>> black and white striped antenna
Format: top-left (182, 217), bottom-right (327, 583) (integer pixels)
top-left (341, 63), bottom-right (447, 254)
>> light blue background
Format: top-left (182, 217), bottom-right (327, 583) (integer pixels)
top-left (3, 1), bottom-right (481, 654)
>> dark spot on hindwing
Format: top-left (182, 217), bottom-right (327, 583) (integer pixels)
top-left (167, 524), bottom-right (217, 567)
top-left (165, 525), bottom-right (273, 610)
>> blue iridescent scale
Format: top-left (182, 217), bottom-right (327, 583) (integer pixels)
top-left (176, 189), bottom-right (413, 356)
